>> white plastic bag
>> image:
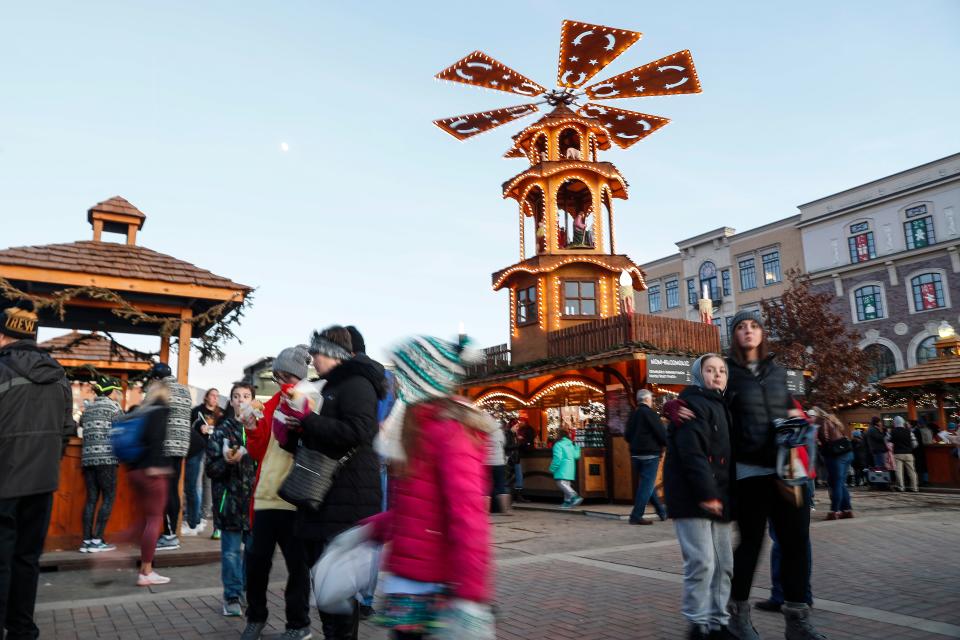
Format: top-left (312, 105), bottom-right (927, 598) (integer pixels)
top-left (311, 525), bottom-right (378, 614)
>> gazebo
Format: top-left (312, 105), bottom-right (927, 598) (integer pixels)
top-left (878, 321), bottom-right (960, 487)
top-left (0, 196), bottom-right (252, 550)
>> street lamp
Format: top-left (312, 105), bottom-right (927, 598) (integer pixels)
top-left (938, 320), bottom-right (955, 339)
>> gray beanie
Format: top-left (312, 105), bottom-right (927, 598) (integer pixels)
top-left (273, 345), bottom-right (310, 380)
top-left (730, 309), bottom-right (762, 334)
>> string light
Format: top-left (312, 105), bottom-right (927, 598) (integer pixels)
top-left (510, 287), bottom-right (518, 338)
top-left (475, 390), bottom-right (527, 406)
top-left (553, 274), bottom-right (561, 329)
top-left (510, 117), bottom-right (612, 159)
top-left (504, 166), bottom-right (627, 201)
top-left (494, 256), bottom-right (644, 290)
top-left (538, 277), bottom-right (546, 330)
top-left (599, 276), bottom-right (608, 317)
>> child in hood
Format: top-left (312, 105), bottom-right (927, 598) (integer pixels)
top-left (550, 427), bottom-right (582, 509)
top-left (663, 354), bottom-right (735, 640)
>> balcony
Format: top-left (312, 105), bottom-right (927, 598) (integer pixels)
top-left (465, 343), bottom-right (511, 377)
top-left (547, 313), bottom-right (721, 359)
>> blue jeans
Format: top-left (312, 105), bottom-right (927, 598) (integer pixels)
top-left (769, 521), bottom-right (813, 605)
top-left (825, 451), bottom-right (853, 512)
top-left (221, 530), bottom-right (252, 601)
top-left (630, 457), bottom-right (665, 522)
top-left (359, 462), bottom-right (389, 608)
top-left (514, 462), bottom-right (524, 490)
top-left (184, 451), bottom-right (204, 528)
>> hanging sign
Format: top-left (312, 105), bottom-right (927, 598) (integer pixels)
top-left (786, 369), bottom-right (806, 396)
top-left (647, 355), bottom-right (694, 385)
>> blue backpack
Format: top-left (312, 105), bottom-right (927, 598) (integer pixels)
top-left (110, 407), bottom-right (158, 464)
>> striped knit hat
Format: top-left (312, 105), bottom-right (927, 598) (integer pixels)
top-left (376, 335), bottom-right (481, 462)
top-left (389, 335), bottom-right (480, 403)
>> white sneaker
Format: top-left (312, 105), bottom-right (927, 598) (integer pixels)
top-left (196, 519), bottom-right (208, 533)
top-left (137, 571), bottom-right (171, 586)
top-left (181, 524), bottom-right (198, 537)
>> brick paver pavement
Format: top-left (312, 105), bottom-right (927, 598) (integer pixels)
top-left (34, 488), bottom-right (960, 639)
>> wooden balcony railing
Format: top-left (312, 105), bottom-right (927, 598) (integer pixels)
top-left (465, 343), bottom-right (511, 377)
top-left (547, 313), bottom-right (721, 359)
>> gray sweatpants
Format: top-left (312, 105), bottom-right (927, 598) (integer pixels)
top-left (674, 518), bottom-right (733, 628)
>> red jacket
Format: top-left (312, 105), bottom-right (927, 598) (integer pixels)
top-left (365, 401), bottom-right (492, 602)
top-left (245, 392), bottom-right (281, 522)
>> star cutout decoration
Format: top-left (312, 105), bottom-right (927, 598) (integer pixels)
top-left (569, 56), bottom-right (579, 62)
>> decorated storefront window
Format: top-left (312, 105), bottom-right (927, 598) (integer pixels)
top-left (904, 217), bottom-right (935, 250)
top-left (911, 273), bottom-right (945, 311)
top-left (854, 285), bottom-right (884, 321)
top-left (848, 231), bottom-right (876, 263)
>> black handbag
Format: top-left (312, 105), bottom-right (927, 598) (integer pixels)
top-left (827, 437), bottom-right (852, 457)
top-left (278, 444), bottom-right (356, 512)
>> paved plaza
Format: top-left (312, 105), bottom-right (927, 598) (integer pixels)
top-left (34, 488), bottom-right (960, 639)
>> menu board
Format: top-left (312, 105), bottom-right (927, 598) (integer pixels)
top-left (647, 355), bottom-right (695, 385)
top-left (786, 369), bottom-right (806, 396)
top-left (604, 384), bottom-right (632, 436)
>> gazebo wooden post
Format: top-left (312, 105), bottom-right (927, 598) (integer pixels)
top-left (160, 335), bottom-right (170, 364)
top-left (177, 308), bottom-right (192, 384)
top-left (907, 396), bottom-right (918, 421)
top-left (119, 372), bottom-right (128, 410)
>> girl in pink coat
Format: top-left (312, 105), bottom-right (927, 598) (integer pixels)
top-left (365, 336), bottom-right (497, 639)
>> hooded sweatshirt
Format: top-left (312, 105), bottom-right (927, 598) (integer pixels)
top-left (0, 340), bottom-right (76, 498)
top-left (663, 354), bottom-right (733, 521)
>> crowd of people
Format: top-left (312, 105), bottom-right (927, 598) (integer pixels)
top-left (4, 294), bottom-right (960, 640)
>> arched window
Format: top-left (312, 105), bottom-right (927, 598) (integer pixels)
top-left (864, 343), bottom-right (897, 383)
top-left (910, 272), bottom-right (946, 311)
top-left (558, 128), bottom-right (582, 160)
top-left (524, 187), bottom-right (546, 255)
top-left (533, 133), bottom-right (547, 163)
top-left (916, 336), bottom-right (938, 364)
top-left (556, 179), bottom-right (593, 248)
top-left (853, 285), bottom-right (884, 321)
top-left (699, 261), bottom-right (719, 300)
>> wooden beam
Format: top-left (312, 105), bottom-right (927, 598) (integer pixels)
top-left (160, 335), bottom-right (170, 363)
top-left (177, 308), bottom-right (192, 384)
top-left (55, 358), bottom-right (151, 371)
top-left (35, 295), bottom-right (185, 315)
top-left (0, 264), bottom-right (248, 302)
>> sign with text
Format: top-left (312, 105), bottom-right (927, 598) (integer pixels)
top-left (647, 355), bottom-right (694, 385)
top-left (786, 369), bottom-right (807, 396)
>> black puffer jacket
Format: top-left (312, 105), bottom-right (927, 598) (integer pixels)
top-left (890, 427), bottom-right (914, 455)
top-left (0, 340), bottom-right (76, 499)
top-left (624, 404), bottom-right (667, 456)
top-left (291, 354), bottom-right (386, 541)
top-left (725, 355), bottom-right (793, 468)
top-left (663, 385), bottom-right (732, 521)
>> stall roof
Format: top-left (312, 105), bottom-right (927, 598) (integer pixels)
top-left (878, 358), bottom-right (960, 388)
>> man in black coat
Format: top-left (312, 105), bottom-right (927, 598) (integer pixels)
top-left (0, 302), bottom-right (76, 639)
top-left (624, 388), bottom-right (668, 524)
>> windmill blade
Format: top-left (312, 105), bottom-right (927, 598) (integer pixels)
top-left (557, 20), bottom-right (642, 89)
top-left (436, 51), bottom-right (546, 97)
top-left (434, 104), bottom-right (540, 141)
top-left (584, 49), bottom-right (702, 99)
top-left (578, 103), bottom-right (670, 148)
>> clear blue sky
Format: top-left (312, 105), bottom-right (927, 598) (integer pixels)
top-left (3, 1), bottom-right (959, 390)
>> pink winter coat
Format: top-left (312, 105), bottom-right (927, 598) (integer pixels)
top-left (365, 400), bottom-right (493, 603)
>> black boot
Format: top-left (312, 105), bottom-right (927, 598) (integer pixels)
top-left (319, 606), bottom-right (359, 639)
top-left (687, 623), bottom-right (710, 639)
top-left (514, 488), bottom-right (531, 503)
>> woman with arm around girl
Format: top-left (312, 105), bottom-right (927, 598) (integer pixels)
top-left (723, 311), bottom-right (826, 640)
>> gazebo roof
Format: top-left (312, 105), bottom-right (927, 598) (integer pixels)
top-left (878, 357), bottom-right (960, 388)
top-left (40, 331), bottom-right (151, 372)
top-left (0, 241), bottom-right (247, 293)
top-left (87, 196), bottom-right (146, 228)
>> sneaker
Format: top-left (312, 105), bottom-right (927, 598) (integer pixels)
top-left (79, 540), bottom-right (92, 553)
top-left (197, 518), bottom-right (208, 532)
top-left (87, 541), bottom-right (116, 553)
top-left (137, 571), bottom-right (171, 586)
top-left (629, 518), bottom-right (654, 525)
top-left (211, 529), bottom-right (221, 540)
top-left (240, 621), bottom-right (266, 640)
top-left (569, 495), bottom-right (584, 508)
top-left (825, 512), bottom-right (838, 521)
top-left (276, 627), bottom-right (313, 639)
top-left (558, 500), bottom-right (573, 510)
top-left (156, 535), bottom-right (181, 551)
top-left (181, 523), bottom-right (198, 536)
top-left (222, 599), bottom-right (243, 617)
top-left (840, 510), bottom-right (855, 519)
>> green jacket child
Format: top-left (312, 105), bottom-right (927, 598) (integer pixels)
top-left (550, 433), bottom-right (581, 481)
